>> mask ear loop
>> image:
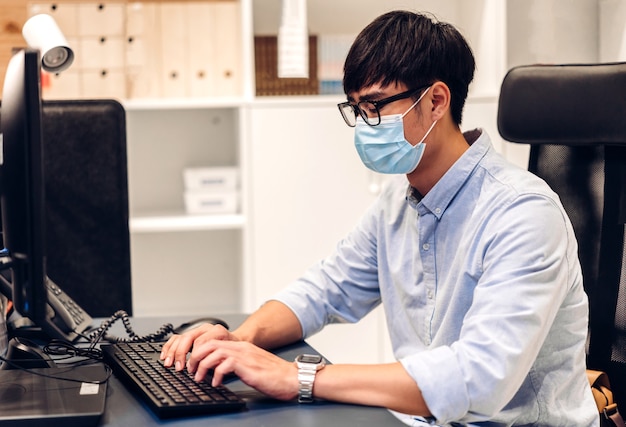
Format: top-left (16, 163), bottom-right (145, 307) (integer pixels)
top-left (418, 119), bottom-right (438, 145)
top-left (401, 86), bottom-right (432, 118)
top-left (402, 85), bottom-right (437, 146)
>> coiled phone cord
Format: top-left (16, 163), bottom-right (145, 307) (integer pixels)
top-left (86, 310), bottom-right (175, 344)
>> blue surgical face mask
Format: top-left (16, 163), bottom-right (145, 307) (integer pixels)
top-left (354, 87), bottom-right (437, 174)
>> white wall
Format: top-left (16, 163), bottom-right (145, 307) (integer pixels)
top-left (507, 0), bottom-right (599, 67)
top-left (599, 0), bottom-right (626, 61)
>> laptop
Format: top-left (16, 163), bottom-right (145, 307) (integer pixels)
top-left (0, 364), bottom-right (108, 427)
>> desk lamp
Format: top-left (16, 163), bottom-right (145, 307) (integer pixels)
top-left (21, 13), bottom-right (74, 73)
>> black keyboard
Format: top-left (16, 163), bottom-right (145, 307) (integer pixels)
top-left (101, 342), bottom-right (246, 418)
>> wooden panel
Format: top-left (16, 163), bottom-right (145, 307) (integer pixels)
top-left (0, 3), bottom-right (28, 98)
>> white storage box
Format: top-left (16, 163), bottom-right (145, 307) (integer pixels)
top-left (183, 167), bottom-right (239, 191)
top-left (184, 191), bottom-right (239, 214)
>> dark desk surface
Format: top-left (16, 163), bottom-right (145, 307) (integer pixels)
top-left (97, 314), bottom-right (404, 426)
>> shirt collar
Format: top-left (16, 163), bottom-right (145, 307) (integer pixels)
top-left (406, 129), bottom-right (492, 219)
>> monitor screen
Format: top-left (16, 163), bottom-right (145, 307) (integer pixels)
top-left (0, 48), bottom-right (48, 326)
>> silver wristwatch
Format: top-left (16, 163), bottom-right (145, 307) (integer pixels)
top-left (295, 354), bottom-right (325, 403)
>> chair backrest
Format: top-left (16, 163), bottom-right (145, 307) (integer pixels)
top-left (497, 62), bottom-right (626, 409)
top-left (40, 99), bottom-right (131, 317)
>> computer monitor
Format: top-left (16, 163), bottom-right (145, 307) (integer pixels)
top-left (0, 48), bottom-right (48, 326)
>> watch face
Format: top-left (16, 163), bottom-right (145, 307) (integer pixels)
top-left (297, 354), bottom-right (323, 364)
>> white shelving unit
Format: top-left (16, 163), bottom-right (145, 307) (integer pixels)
top-left (124, 97), bottom-right (249, 317)
top-left (114, 0), bottom-right (255, 318)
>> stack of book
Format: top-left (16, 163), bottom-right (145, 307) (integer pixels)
top-left (254, 35), bottom-right (318, 96)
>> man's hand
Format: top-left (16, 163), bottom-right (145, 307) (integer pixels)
top-left (188, 339), bottom-right (299, 401)
top-left (160, 323), bottom-right (235, 371)
top-left (159, 320), bottom-right (299, 401)
top-left (159, 303), bottom-right (305, 402)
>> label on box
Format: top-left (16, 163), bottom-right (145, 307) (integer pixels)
top-left (184, 191), bottom-right (239, 214)
top-left (183, 167), bottom-right (239, 191)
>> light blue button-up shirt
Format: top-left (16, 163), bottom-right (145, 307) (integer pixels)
top-left (273, 130), bottom-right (598, 426)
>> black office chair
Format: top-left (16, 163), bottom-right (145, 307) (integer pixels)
top-left (41, 99), bottom-right (132, 317)
top-left (497, 62), bottom-right (626, 410)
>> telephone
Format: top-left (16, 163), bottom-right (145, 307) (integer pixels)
top-left (43, 278), bottom-right (93, 342)
top-left (0, 270), bottom-right (93, 343)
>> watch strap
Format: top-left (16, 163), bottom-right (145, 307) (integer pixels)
top-left (297, 364), bottom-right (317, 403)
top-left (296, 354), bottom-right (325, 403)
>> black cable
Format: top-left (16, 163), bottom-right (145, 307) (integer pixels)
top-left (86, 310), bottom-right (174, 344)
top-left (0, 310), bottom-right (172, 385)
top-left (0, 310), bottom-right (174, 385)
top-left (0, 353), bottom-right (112, 385)
top-left (43, 339), bottom-right (104, 360)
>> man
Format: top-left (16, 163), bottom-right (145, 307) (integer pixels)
top-left (162, 10), bottom-right (598, 426)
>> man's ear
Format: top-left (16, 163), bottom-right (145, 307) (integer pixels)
top-left (429, 81), bottom-right (451, 121)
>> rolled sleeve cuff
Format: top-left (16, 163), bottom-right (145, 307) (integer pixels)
top-left (270, 290), bottom-right (324, 339)
top-left (400, 346), bottom-right (470, 424)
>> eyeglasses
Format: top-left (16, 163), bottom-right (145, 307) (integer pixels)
top-left (337, 87), bottom-right (427, 127)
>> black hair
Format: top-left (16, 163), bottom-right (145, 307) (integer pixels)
top-left (343, 10), bottom-right (475, 125)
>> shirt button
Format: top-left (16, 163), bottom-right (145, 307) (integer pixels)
top-left (422, 243), bottom-right (430, 250)
top-left (427, 290), bottom-right (434, 299)
top-left (435, 208), bottom-right (442, 214)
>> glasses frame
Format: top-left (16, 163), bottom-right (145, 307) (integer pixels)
top-left (337, 86), bottom-right (427, 127)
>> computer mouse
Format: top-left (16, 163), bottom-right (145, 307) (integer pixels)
top-left (1, 337), bottom-right (56, 369)
top-left (173, 317), bottom-right (230, 335)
